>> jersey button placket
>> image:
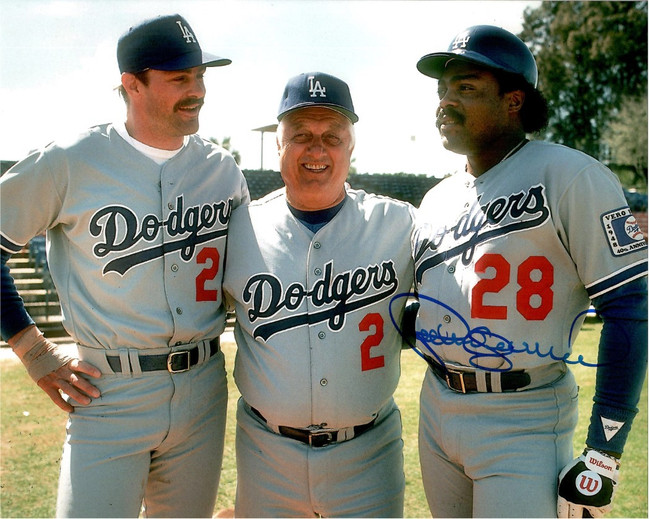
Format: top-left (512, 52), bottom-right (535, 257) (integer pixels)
top-left (308, 238), bottom-right (330, 420)
top-left (161, 164), bottom-right (186, 344)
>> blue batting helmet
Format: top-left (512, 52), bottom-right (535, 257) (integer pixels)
top-left (417, 25), bottom-right (538, 87)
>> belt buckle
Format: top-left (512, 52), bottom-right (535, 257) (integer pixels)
top-left (445, 368), bottom-right (467, 393)
top-left (308, 430), bottom-right (334, 448)
top-left (167, 350), bottom-right (191, 373)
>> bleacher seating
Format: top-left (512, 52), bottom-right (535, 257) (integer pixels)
top-left (28, 235), bottom-right (57, 319)
top-left (1, 239), bottom-right (66, 344)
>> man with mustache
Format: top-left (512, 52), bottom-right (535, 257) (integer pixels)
top-left (0, 14), bottom-right (249, 517)
top-left (411, 25), bottom-right (647, 517)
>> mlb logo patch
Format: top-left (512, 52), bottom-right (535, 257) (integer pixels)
top-left (601, 207), bottom-right (647, 256)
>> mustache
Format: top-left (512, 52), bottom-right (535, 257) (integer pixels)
top-left (174, 98), bottom-right (204, 111)
top-left (436, 107), bottom-right (464, 129)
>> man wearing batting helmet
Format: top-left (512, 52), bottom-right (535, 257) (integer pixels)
top-left (223, 72), bottom-right (415, 517)
top-left (411, 25), bottom-right (647, 517)
top-left (0, 14), bottom-right (249, 517)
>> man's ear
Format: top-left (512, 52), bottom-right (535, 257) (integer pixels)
top-left (507, 89), bottom-right (525, 114)
top-left (121, 72), bottom-right (140, 96)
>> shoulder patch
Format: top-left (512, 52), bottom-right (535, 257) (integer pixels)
top-left (601, 207), bottom-right (647, 256)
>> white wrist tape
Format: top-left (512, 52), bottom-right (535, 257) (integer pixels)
top-left (12, 327), bottom-right (75, 382)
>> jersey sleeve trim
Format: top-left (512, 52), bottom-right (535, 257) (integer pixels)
top-left (585, 260), bottom-right (648, 299)
top-left (0, 233), bottom-right (25, 255)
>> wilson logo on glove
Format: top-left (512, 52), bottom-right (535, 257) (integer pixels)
top-left (576, 471), bottom-right (603, 496)
top-left (587, 453), bottom-right (617, 476)
top-left (558, 449), bottom-right (620, 518)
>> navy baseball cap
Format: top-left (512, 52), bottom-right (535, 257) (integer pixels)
top-left (117, 14), bottom-right (231, 73)
top-left (277, 72), bottom-right (358, 123)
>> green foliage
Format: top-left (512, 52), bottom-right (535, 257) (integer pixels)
top-left (520, 1), bottom-right (648, 166)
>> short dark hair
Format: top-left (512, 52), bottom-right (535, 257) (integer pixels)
top-left (495, 70), bottom-right (549, 134)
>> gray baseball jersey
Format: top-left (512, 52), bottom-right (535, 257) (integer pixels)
top-left (224, 186), bottom-right (415, 429)
top-left (414, 140), bottom-right (647, 371)
top-left (414, 139), bottom-right (647, 517)
top-left (0, 123), bottom-right (249, 516)
top-left (0, 123), bottom-right (250, 349)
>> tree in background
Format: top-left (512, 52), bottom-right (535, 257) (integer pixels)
top-left (602, 92), bottom-right (648, 190)
top-left (519, 1), bottom-right (647, 190)
top-left (209, 136), bottom-right (241, 165)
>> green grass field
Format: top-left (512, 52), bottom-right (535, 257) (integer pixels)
top-left (1, 320), bottom-right (647, 517)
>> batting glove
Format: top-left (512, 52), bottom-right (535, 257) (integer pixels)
top-left (557, 448), bottom-right (620, 518)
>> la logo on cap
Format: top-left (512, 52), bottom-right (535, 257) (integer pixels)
top-left (452, 33), bottom-right (471, 50)
top-left (308, 76), bottom-right (327, 98)
top-left (176, 20), bottom-right (196, 43)
top-left (276, 71), bottom-right (358, 122)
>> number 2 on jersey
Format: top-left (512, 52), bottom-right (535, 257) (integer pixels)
top-left (359, 313), bottom-right (385, 371)
top-left (196, 247), bottom-right (220, 301)
top-left (471, 253), bottom-right (554, 320)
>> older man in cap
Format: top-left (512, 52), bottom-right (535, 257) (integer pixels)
top-left (223, 72), bottom-right (415, 517)
top-left (0, 14), bottom-right (249, 517)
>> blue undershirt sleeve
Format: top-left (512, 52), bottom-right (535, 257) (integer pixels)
top-left (586, 276), bottom-right (648, 457)
top-left (1, 250), bottom-right (35, 341)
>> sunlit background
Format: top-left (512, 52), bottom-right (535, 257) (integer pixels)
top-left (0, 0), bottom-right (541, 177)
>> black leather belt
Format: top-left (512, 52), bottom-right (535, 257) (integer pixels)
top-left (107, 338), bottom-right (219, 373)
top-left (424, 355), bottom-right (531, 393)
top-left (250, 406), bottom-right (376, 448)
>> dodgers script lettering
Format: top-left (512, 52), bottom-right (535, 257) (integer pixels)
top-left (244, 260), bottom-right (399, 340)
top-left (89, 195), bottom-right (233, 275)
top-left (415, 185), bottom-right (550, 283)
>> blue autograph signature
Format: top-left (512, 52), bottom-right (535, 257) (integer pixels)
top-left (389, 292), bottom-right (600, 371)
